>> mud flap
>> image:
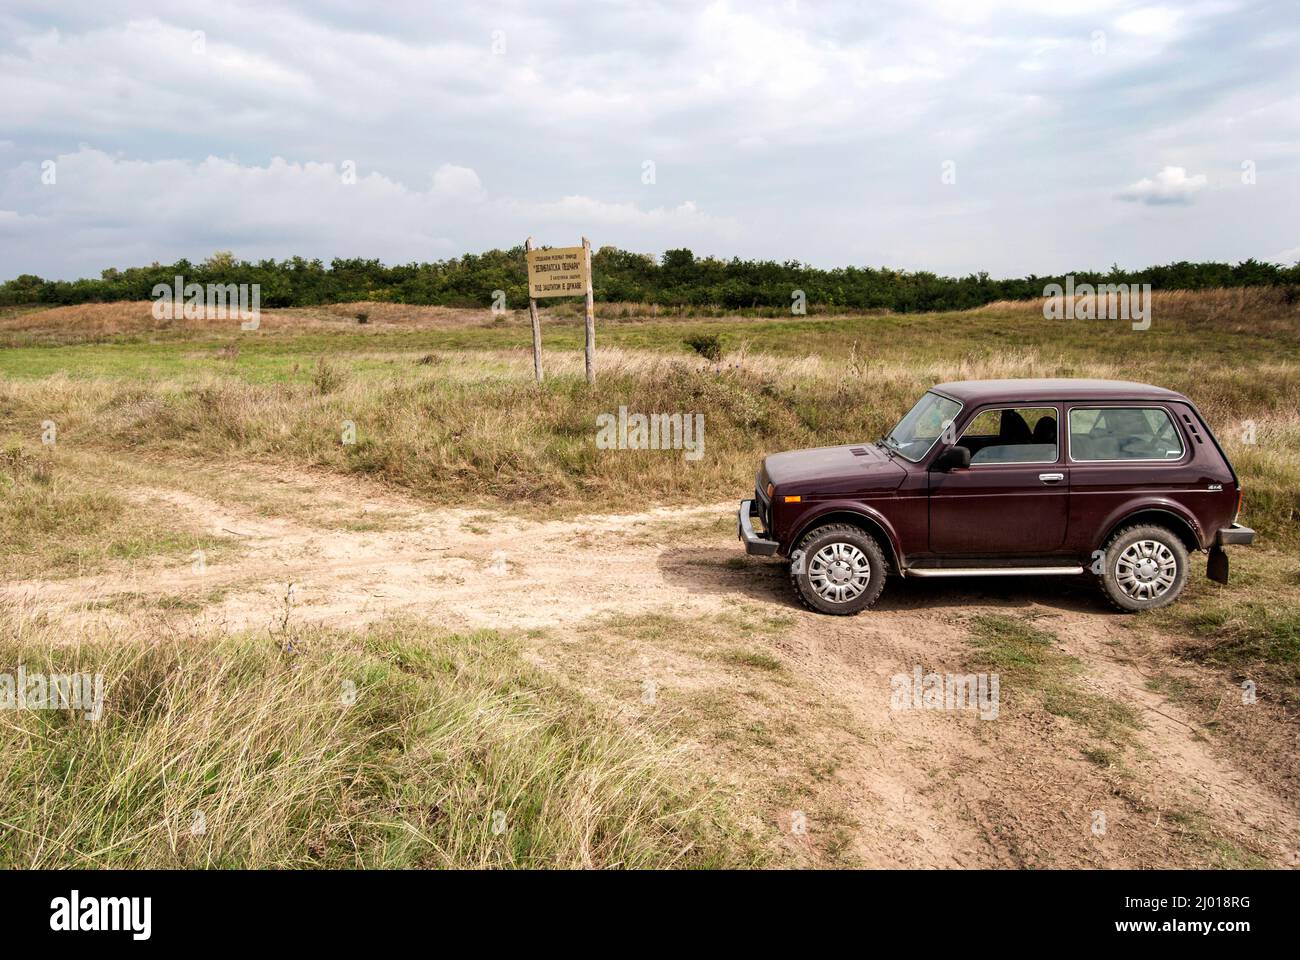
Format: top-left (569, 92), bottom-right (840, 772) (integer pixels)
top-left (1207, 546), bottom-right (1230, 585)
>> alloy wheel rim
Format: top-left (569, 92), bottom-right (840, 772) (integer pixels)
top-left (808, 542), bottom-right (871, 602)
top-left (1115, 540), bottom-right (1177, 600)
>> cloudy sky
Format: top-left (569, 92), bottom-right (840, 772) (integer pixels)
top-left (2, 0), bottom-right (1297, 280)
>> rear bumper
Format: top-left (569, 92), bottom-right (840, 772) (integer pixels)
top-left (1207, 524), bottom-right (1253, 584)
top-left (1216, 523), bottom-right (1255, 546)
top-left (738, 499), bottom-right (780, 556)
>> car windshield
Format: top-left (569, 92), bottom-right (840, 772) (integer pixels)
top-left (883, 391), bottom-right (962, 462)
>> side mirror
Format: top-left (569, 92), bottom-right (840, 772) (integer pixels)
top-left (934, 445), bottom-right (971, 471)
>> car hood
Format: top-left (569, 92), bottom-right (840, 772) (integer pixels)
top-left (762, 442), bottom-right (908, 497)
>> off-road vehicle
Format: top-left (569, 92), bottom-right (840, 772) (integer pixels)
top-left (738, 379), bottom-right (1254, 614)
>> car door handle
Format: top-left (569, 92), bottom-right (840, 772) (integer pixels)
top-left (1039, 473), bottom-right (1064, 482)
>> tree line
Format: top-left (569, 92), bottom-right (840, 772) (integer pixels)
top-left (3, 247), bottom-right (1296, 313)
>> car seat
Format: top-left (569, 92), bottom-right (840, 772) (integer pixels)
top-left (998, 409), bottom-right (1033, 444)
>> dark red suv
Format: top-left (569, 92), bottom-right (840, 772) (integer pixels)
top-left (738, 379), bottom-right (1254, 614)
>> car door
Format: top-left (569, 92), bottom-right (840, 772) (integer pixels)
top-left (928, 405), bottom-right (1069, 555)
top-left (1063, 404), bottom-right (1196, 552)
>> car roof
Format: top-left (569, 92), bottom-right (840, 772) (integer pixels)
top-left (930, 378), bottom-right (1187, 405)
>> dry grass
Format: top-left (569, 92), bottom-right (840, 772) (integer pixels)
top-left (0, 441), bottom-right (230, 579)
top-left (3, 332), bottom-right (1294, 541)
top-left (0, 300), bottom-right (517, 346)
top-left (977, 287), bottom-right (1300, 340)
top-left (0, 603), bottom-right (760, 868)
top-left (0, 298), bottom-right (827, 349)
top-left (1, 289), bottom-right (1295, 870)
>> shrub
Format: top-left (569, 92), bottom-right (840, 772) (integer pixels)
top-left (312, 356), bottom-right (347, 394)
top-left (684, 333), bottom-right (723, 362)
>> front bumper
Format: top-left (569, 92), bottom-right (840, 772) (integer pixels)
top-left (738, 499), bottom-right (780, 556)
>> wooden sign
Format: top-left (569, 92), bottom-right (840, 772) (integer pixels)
top-left (526, 246), bottom-right (589, 298)
top-left (524, 237), bottom-right (596, 385)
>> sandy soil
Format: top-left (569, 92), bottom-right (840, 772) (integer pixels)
top-left (6, 462), bottom-right (1296, 868)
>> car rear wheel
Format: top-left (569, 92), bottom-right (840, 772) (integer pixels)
top-left (1096, 524), bottom-right (1189, 612)
top-left (790, 523), bottom-right (887, 615)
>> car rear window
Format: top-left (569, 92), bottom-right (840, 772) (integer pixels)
top-left (1069, 407), bottom-right (1185, 461)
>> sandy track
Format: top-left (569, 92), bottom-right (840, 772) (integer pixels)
top-left (6, 480), bottom-right (736, 634)
top-left (6, 464), bottom-right (1296, 868)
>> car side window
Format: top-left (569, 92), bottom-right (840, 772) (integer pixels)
top-left (959, 406), bottom-right (1058, 465)
top-left (1069, 407), bottom-right (1185, 461)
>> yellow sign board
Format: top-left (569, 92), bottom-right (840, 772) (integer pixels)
top-left (526, 245), bottom-right (589, 298)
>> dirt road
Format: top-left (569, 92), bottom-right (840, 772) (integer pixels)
top-left (7, 462), bottom-right (1296, 868)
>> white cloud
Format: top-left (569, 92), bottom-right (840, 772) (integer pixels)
top-left (0, 146), bottom-right (737, 277)
top-left (503, 195), bottom-right (737, 236)
top-left (431, 164), bottom-right (484, 200)
top-left (1114, 6), bottom-right (1184, 39)
top-left (0, 1), bottom-right (1296, 277)
top-left (0, 209), bottom-right (46, 235)
top-left (1117, 165), bottom-right (1208, 205)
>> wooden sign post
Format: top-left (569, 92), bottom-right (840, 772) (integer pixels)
top-left (524, 238), bottom-right (596, 385)
top-left (524, 237), bottom-right (543, 382)
top-left (582, 236), bottom-right (595, 385)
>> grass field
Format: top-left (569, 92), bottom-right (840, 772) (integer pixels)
top-left (1, 288), bottom-right (1296, 868)
top-left (0, 607), bottom-right (759, 868)
top-left (3, 289), bottom-right (1296, 533)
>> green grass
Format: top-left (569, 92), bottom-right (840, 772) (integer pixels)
top-left (1154, 551), bottom-right (1300, 705)
top-left (0, 442), bottom-right (230, 579)
top-left (1178, 607), bottom-right (1300, 670)
top-left (1160, 809), bottom-right (1273, 869)
top-left (4, 289), bottom-right (1298, 377)
top-left (1080, 746), bottom-right (1123, 768)
top-left (0, 613), bottom-right (762, 868)
top-left (968, 614), bottom-right (1141, 744)
top-left (5, 292), bottom-right (1295, 871)
top-left (718, 648), bottom-right (785, 672)
top-left (0, 335), bottom-right (439, 382)
top-left (544, 609), bottom-right (866, 865)
top-left (2, 293), bottom-right (1297, 544)
top-left (1144, 673), bottom-right (1197, 702)
top-left (1170, 602), bottom-right (1300, 705)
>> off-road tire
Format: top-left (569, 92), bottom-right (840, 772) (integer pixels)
top-left (790, 523), bottom-right (887, 615)
top-left (1095, 523), bottom-right (1189, 613)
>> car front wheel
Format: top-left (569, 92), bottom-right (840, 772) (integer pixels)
top-left (1096, 524), bottom-right (1189, 612)
top-left (790, 523), bottom-right (887, 615)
